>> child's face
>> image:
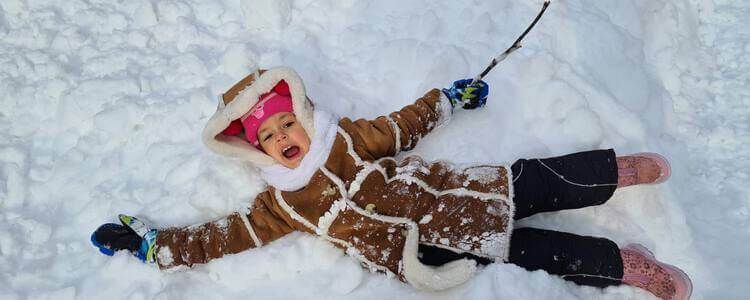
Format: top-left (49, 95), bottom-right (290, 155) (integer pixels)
top-left (257, 112), bottom-right (310, 169)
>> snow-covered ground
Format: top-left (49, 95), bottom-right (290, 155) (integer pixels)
top-left (1, 0), bottom-right (748, 299)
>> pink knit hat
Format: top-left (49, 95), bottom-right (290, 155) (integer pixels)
top-left (221, 80), bottom-right (293, 148)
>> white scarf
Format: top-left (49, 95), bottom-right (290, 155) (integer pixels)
top-left (259, 110), bottom-right (339, 191)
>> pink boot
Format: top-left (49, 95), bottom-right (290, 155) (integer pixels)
top-left (620, 244), bottom-right (692, 300)
top-left (617, 152), bottom-right (671, 187)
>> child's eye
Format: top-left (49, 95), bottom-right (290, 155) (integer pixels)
top-left (262, 133), bottom-right (272, 141)
top-left (284, 121), bottom-right (294, 128)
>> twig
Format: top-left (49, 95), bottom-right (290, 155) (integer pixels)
top-left (470, 0), bottom-right (551, 85)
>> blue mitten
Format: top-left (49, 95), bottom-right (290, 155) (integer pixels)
top-left (91, 214), bottom-right (158, 263)
top-left (441, 79), bottom-right (489, 110)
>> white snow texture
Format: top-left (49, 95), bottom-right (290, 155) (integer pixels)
top-left (1, 0), bottom-right (748, 299)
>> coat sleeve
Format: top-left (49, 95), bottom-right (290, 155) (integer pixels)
top-left (153, 190), bottom-right (295, 270)
top-left (339, 88), bottom-right (453, 160)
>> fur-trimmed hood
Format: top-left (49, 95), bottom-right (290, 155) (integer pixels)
top-left (202, 67), bottom-right (316, 167)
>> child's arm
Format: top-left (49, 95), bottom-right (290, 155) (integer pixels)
top-left (154, 190), bottom-right (295, 270)
top-left (338, 88), bottom-right (451, 160)
top-left (338, 79), bottom-right (487, 160)
top-left (91, 190), bottom-right (296, 269)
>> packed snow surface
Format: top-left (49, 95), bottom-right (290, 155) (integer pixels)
top-left (1, 0), bottom-right (749, 299)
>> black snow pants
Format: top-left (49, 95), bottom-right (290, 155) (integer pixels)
top-left (419, 149), bottom-right (624, 288)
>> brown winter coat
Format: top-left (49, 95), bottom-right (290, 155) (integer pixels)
top-left (154, 67), bottom-right (515, 290)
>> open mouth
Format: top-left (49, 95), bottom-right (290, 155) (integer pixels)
top-left (282, 145), bottom-right (300, 159)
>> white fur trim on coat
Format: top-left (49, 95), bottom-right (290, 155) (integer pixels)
top-left (401, 223), bottom-right (478, 291)
top-left (260, 110), bottom-right (339, 191)
top-left (435, 91), bottom-right (453, 129)
top-left (202, 67), bottom-right (315, 167)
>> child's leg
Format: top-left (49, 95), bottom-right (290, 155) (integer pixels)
top-left (508, 227), bottom-right (624, 287)
top-left (509, 228), bottom-right (692, 299)
top-left (511, 149), bottom-right (618, 220)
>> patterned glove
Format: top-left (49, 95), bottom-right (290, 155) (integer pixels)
top-left (441, 79), bottom-right (489, 110)
top-left (90, 214), bottom-right (158, 264)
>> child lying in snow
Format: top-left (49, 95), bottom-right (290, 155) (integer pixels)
top-left (92, 67), bottom-right (692, 299)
